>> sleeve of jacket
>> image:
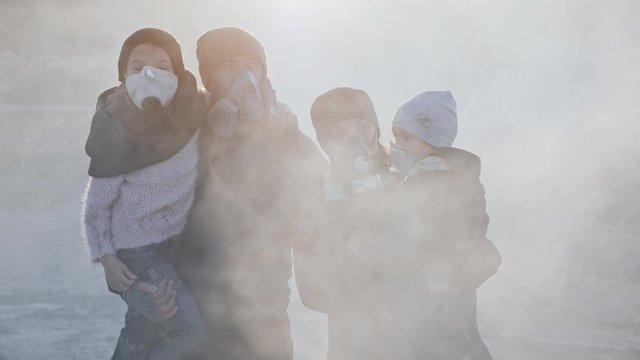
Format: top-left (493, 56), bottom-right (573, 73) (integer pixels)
top-left (446, 178), bottom-right (501, 293)
top-left (458, 236), bottom-right (501, 289)
top-left (432, 152), bottom-right (501, 293)
top-left (81, 175), bottom-right (124, 263)
top-left (454, 171), bottom-right (501, 290)
top-left (290, 132), bottom-right (338, 313)
top-left (438, 152), bottom-right (489, 242)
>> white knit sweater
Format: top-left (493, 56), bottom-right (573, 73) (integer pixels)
top-left (81, 131), bottom-right (198, 263)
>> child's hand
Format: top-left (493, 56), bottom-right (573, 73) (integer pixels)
top-left (100, 254), bottom-right (137, 291)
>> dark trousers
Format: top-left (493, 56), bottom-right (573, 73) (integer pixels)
top-left (456, 291), bottom-right (493, 360)
top-left (110, 238), bottom-right (205, 360)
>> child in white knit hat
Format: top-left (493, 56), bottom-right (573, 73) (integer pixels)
top-left (388, 91), bottom-right (501, 360)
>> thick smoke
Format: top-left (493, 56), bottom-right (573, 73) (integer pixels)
top-left (0, 0), bottom-right (638, 359)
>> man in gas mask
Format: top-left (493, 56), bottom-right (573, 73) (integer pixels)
top-left (172, 27), bottom-right (326, 360)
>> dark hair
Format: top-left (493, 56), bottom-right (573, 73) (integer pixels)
top-left (117, 28), bottom-right (185, 82)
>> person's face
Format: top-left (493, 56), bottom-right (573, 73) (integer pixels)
top-left (207, 55), bottom-right (263, 94)
top-left (323, 118), bottom-right (377, 164)
top-left (125, 43), bottom-right (175, 76)
top-left (392, 127), bottom-right (435, 159)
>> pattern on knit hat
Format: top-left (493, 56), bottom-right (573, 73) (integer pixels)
top-left (392, 91), bottom-right (458, 148)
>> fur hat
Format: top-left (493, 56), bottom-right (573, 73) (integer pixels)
top-left (310, 87), bottom-right (380, 146)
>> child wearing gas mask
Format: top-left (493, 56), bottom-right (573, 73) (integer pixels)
top-left (389, 91), bottom-right (501, 360)
top-left (81, 28), bottom-right (205, 358)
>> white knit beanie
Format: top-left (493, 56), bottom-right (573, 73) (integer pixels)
top-left (392, 91), bottom-right (458, 148)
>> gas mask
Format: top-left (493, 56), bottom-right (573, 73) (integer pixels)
top-left (390, 142), bottom-right (450, 176)
top-left (207, 70), bottom-right (276, 138)
top-left (125, 66), bottom-right (178, 110)
top-left (389, 142), bottom-right (419, 175)
top-left (343, 136), bottom-right (376, 176)
top-left (341, 136), bottom-right (383, 194)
